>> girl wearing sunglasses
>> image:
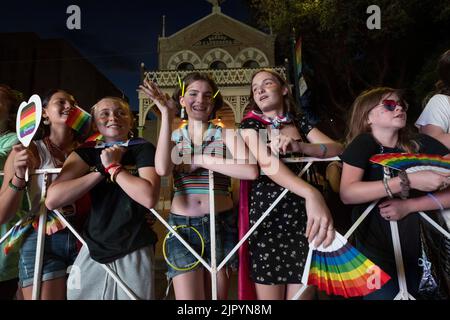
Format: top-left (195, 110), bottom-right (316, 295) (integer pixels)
top-left (339, 87), bottom-right (450, 299)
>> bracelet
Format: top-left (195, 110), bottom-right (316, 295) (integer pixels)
top-left (427, 193), bottom-right (444, 211)
top-left (8, 179), bottom-right (26, 192)
top-left (319, 144), bottom-right (328, 158)
top-left (398, 170), bottom-right (410, 200)
top-left (14, 172), bottom-right (25, 180)
top-left (111, 166), bottom-right (123, 184)
top-left (104, 163), bottom-right (120, 175)
top-left (383, 177), bottom-right (394, 198)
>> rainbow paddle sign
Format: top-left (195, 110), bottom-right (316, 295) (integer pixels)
top-left (16, 94), bottom-right (42, 147)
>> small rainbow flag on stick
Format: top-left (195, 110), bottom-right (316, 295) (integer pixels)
top-left (302, 232), bottom-right (391, 298)
top-left (66, 105), bottom-right (91, 134)
top-left (295, 36), bottom-right (303, 78)
top-left (370, 153), bottom-right (450, 174)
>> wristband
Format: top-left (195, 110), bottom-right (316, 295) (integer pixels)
top-left (427, 193), bottom-right (444, 211)
top-left (111, 166), bottom-right (123, 184)
top-left (319, 144), bottom-right (328, 158)
top-left (383, 177), bottom-right (394, 198)
top-left (104, 163), bottom-right (120, 175)
top-left (8, 179), bottom-right (26, 192)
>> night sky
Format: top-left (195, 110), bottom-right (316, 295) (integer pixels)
top-left (0, 0), bottom-right (251, 109)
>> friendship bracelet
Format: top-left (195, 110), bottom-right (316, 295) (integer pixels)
top-left (427, 193), bottom-right (444, 211)
top-left (14, 172), bottom-right (25, 180)
top-left (383, 177), bottom-right (394, 198)
top-left (8, 179), bottom-right (26, 192)
top-left (398, 170), bottom-right (410, 199)
top-left (104, 163), bottom-right (120, 175)
top-left (111, 166), bottom-right (123, 184)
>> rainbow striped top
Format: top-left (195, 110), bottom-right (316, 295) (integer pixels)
top-left (172, 123), bottom-right (231, 196)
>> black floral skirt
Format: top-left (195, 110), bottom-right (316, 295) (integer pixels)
top-left (248, 175), bottom-right (309, 285)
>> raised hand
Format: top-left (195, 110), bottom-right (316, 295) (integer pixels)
top-left (139, 79), bottom-right (177, 117)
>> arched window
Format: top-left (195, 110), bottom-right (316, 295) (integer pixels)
top-left (210, 61), bottom-right (227, 70)
top-left (242, 60), bottom-right (260, 68)
top-left (177, 62), bottom-right (195, 70)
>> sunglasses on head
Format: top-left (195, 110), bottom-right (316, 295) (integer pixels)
top-left (380, 99), bottom-right (408, 112)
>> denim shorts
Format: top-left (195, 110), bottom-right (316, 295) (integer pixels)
top-left (165, 209), bottom-right (238, 279)
top-left (19, 228), bottom-right (78, 288)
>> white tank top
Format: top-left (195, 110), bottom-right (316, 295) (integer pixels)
top-left (28, 140), bottom-right (58, 215)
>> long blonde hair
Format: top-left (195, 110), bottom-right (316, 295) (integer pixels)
top-left (346, 87), bottom-right (418, 152)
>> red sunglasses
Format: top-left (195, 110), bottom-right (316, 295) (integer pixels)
top-left (380, 99), bottom-right (408, 112)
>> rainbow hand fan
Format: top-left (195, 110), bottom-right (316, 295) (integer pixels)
top-left (66, 105), bottom-right (91, 134)
top-left (302, 232), bottom-right (391, 298)
top-left (370, 153), bottom-right (450, 174)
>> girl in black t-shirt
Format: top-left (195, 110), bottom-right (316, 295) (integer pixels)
top-left (46, 97), bottom-right (161, 300)
top-left (340, 87), bottom-right (450, 299)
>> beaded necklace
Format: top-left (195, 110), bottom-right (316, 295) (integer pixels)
top-left (43, 136), bottom-right (74, 168)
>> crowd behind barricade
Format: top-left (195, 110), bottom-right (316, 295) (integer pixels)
top-left (0, 49), bottom-right (449, 300)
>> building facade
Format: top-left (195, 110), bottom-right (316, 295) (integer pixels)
top-left (138, 1), bottom-right (285, 142)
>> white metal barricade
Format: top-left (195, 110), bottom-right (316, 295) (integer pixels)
top-left (2, 156), bottom-right (450, 300)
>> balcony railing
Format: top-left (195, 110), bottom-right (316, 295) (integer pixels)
top-left (143, 67), bottom-right (287, 88)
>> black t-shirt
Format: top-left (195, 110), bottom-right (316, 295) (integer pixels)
top-left (340, 133), bottom-right (449, 277)
top-left (75, 139), bottom-right (157, 263)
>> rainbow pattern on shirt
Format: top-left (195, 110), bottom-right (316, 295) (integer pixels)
top-left (19, 102), bottom-right (36, 138)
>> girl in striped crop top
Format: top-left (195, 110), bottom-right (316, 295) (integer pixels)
top-left (140, 72), bottom-right (258, 300)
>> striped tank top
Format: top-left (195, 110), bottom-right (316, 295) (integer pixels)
top-left (171, 123), bottom-right (231, 196)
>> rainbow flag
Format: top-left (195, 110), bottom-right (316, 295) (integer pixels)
top-left (303, 232), bottom-right (391, 298)
top-left (294, 36), bottom-right (308, 96)
top-left (66, 105), bottom-right (91, 134)
top-left (3, 211), bottom-right (67, 255)
top-left (85, 132), bottom-right (103, 142)
top-left (3, 217), bottom-right (33, 255)
top-left (19, 102), bottom-right (36, 138)
top-left (295, 36), bottom-right (303, 78)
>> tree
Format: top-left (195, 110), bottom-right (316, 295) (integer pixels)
top-left (246, 0), bottom-right (450, 139)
